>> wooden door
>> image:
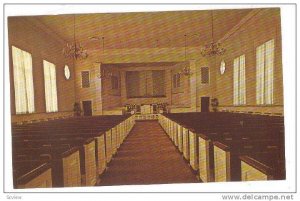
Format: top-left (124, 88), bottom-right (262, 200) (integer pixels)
top-left (201, 97), bottom-right (210, 112)
top-left (82, 101), bottom-right (92, 116)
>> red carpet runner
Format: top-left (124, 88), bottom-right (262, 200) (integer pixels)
top-left (98, 121), bottom-right (198, 186)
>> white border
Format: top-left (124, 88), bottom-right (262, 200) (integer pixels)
top-left (1, 1), bottom-right (297, 199)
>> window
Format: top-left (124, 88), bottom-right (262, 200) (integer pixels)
top-left (233, 54), bottom-right (246, 105)
top-left (12, 46), bottom-right (35, 114)
top-left (111, 76), bottom-right (119, 90)
top-left (64, 65), bottom-right (71, 80)
top-left (81, 71), bottom-right (90, 88)
top-left (43, 60), bottom-right (58, 112)
top-left (201, 67), bottom-right (209, 84)
top-left (256, 39), bottom-right (274, 105)
top-left (220, 60), bottom-right (226, 75)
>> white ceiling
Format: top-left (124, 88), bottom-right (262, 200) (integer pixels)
top-left (23, 9), bottom-right (253, 50)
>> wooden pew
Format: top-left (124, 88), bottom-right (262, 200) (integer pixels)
top-left (13, 146), bottom-right (81, 188)
top-left (159, 112), bottom-right (284, 183)
top-left (197, 126), bottom-right (283, 182)
top-left (182, 127), bottom-right (190, 161)
top-left (14, 137), bottom-right (97, 186)
top-left (13, 161), bottom-right (52, 188)
top-left (188, 129), bottom-right (198, 171)
top-left (13, 131), bottom-right (107, 179)
top-left (240, 152), bottom-right (285, 181)
top-left (95, 134), bottom-right (106, 175)
top-left (213, 139), bottom-right (283, 182)
top-left (105, 130), bottom-right (113, 163)
top-left (12, 115), bottom-right (135, 188)
top-left (81, 138), bottom-right (97, 186)
top-left (177, 124), bottom-right (183, 153)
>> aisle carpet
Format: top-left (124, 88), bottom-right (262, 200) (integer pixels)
top-left (98, 120), bottom-right (198, 186)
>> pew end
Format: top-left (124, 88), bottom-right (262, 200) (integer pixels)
top-left (240, 154), bottom-right (285, 181)
top-left (213, 142), bottom-right (231, 182)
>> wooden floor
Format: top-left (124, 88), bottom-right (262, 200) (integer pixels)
top-left (98, 121), bottom-right (198, 186)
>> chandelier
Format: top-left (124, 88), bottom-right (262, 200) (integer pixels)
top-left (62, 15), bottom-right (88, 60)
top-left (180, 34), bottom-right (193, 76)
top-left (201, 10), bottom-right (226, 57)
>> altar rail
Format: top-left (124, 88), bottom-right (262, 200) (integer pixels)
top-left (135, 114), bottom-right (159, 121)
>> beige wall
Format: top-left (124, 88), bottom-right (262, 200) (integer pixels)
top-left (8, 18), bottom-right (75, 123)
top-left (74, 47), bottom-right (211, 114)
top-left (74, 54), bottom-right (103, 115)
top-left (213, 8), bottom-right (283, 115)
top-left (9, 8), bottom-right (283, 118)
top-left (102, 66), bottom-right (122, 110)
top-left (195, 58), bottom-right (215, 112)
top-left (171, 62), bottom-right (191, 107)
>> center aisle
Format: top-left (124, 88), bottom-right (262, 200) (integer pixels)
top-left (98, 120), bottom-right (198, 186)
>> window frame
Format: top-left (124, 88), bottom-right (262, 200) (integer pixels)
top-left (201, 66), bottom-right (210, 84)
top-left (233, 54), bottom-right (246, 106)
top-left (12, 46), bottom-right (35, 114)
top-left (43, 60), bottom-right (58, 113)
top-left (81, 70), bottom-right (91, 88)
top-left (64, 65), bottom-right (71, 80)
top-left (256, 39), bottom-right (275, 105)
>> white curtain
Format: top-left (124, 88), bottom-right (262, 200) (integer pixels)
top-left (256, 44), bottom-right (265, 105)
top-left (239, 55), bottom-right (246, 104)
top-left (43, 60), bottom-right (58, 112)
top-left (256, 39), bottom-right (274, 105)
top-left (265, 39), bottom-right (274, 104)
top-left (12, 46), bottom-right (35, 114)
top-left (50, 63), bottom-right (58, 111)
top-left (233, 57), bottom-right (240, 105)
top-left (233, 54), bottom-right (246, 105)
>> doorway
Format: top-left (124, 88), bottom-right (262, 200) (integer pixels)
top-left (201, 97), bottom-right (210, 112)
top-left (82, 100), bottom-right (92, 116)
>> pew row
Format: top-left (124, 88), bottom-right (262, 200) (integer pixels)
top-left (158, 112), bottom-right (285, 183)
top-left (12, 115), bottom-right (136, 188)
top-left (14, 146), bottom-right (81, 187)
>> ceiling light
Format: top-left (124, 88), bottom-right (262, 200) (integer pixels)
top-left (62, 15), bottom-right (88, 60)
top-left (201, 10), bottom-right (226, 57)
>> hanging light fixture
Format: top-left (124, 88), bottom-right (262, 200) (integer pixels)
top-left (180, 34), bottom-right (192, 76)
top-left (200, 10), bottom-right (226, 57)
top-left (92, 36), bottom-right (112, 79)
top-left (62, 15), bottom-right (88, 60)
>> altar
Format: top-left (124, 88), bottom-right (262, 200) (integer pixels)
top-left (141, 104), bottom-right (152, 114)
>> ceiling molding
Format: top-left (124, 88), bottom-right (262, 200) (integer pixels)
top-left (218, 9), bottom-right (262, 43)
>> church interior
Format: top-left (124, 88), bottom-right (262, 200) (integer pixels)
top-left (8, 8), bottom-right (285, 188)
